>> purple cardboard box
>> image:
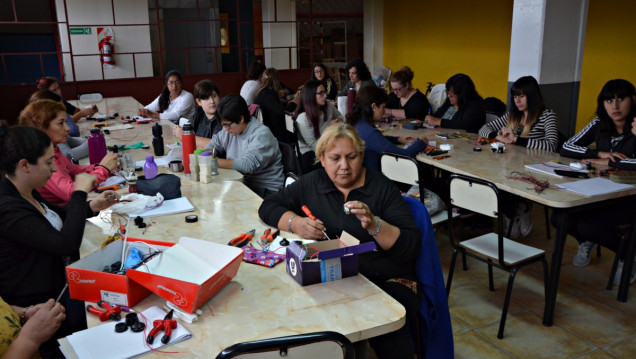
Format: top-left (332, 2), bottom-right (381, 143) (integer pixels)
top-left (285, 231), bottom-right (376, 286)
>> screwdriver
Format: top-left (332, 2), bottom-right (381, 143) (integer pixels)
top-left (301, 205), bottom-right (331, 240)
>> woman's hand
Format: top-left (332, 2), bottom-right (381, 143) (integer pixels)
top-left (424, 115), bottom-right (441, 127)
top-left (73, 173), bottom-right (97, 193)
top-left (20, 299), bottom-right (66, 346)
top-left (398, 135), bottom-right (416, 144)
top-left (597, 151), bottom-right (627, 162)
top-left (90, 190), bottom-right (120, 212)
top-left (344, 201), bottom-right (378, 232)
top-left (138, 109), bottom-right (158, 119)
top-left (173, 125), bottom-right (183, 139)
top-left (291, 216), bottom-right (326, 240)
top-left (497, 127), bottom-right (517, 144)
top-left (99, 153), bottom-right (119, 172)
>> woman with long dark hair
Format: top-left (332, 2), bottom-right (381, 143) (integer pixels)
top-left (294, 80), bottom-right (343, 172)
top-left (478, 75), bottom-right (559, 152)
top-left (240, 60), bottom-right (266, 106)
top-left (311, 63), bottom-right (337, 101)
top-left (338, 59), bottom-right (376, 95)
top-left (140, 69), bottom-right (194, 123)
top-left (425, 73), bottom-right (486, 133)
top-left (36, 76), bottom-right (97, 123)
top-left (253, 68), bottom-right (294, 144)
top-left (555, 79), bottom-right (636, 283)
top-left (346, 85), bottom-right (428, 172)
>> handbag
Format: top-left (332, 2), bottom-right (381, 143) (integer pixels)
top-left (136, 173), bottom-right (182, 200)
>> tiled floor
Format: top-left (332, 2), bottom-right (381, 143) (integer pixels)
top-left (366, 206), bottom-right (636, 359)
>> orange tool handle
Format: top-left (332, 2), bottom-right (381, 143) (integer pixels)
top-left (267, 229), bottom-right (280, 241)
top-left (301, 205), bottom-right (316, 220)
top-left (96, 185), bottom-right (119, 193)
top-left (260, 228), bottom-right (271, 240)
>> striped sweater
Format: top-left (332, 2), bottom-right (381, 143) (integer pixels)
top-left (560, 117), bottom-right (636, 170)
top-left (478, 109), bottom-right (559, 152)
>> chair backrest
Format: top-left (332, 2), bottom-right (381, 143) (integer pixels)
top-left (78, 92), bottom-right (103, 103)
top-left (485, 112), bottom-right (499, 124)
top-left (380, 153), bottom-right (422, 200)
top-left (284, 112), bottom-right (295, 133)
top-left (427, 84), bottom-right (447, 113)
top-left (448, 174), bottom-right (499, 218)
top-left (279, 141), bottom-right (302, 177)
top-left (285, 172), bottom-right (299, 187)
top-left (216, 331), bottom-right (354, 359)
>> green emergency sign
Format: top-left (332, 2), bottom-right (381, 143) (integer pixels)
top-left (70, 28), bottom-right (92, 35)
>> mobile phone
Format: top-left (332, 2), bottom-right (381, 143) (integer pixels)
top-left (554, 169), bottom-right (589, 178)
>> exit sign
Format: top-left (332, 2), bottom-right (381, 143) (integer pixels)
top-left (70, 27), bottom-right (92, 35)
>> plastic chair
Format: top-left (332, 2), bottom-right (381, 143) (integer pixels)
top-left (215, 331), bottom-right (354, 359)
top-left (403, 196), bottom-right (454, 358)
top-left (380, 153), bottom-right (456, 226)
top-left (78, 92), bottom-right (103, 103)
top-left (445, 173), bottom-right (548, 339)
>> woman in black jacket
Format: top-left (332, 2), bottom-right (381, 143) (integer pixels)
top-left (424, 73), bottom-right (486, 133)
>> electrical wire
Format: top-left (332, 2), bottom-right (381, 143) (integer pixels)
top-left (506, 171), bottom-right (550, 193)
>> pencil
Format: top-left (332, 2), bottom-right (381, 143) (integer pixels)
top-left (56, 283), bottom-right (68, 302)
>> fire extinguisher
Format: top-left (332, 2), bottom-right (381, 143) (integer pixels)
top-left (99, 37), bottom-right (115, 66)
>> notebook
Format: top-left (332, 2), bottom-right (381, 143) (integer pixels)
top-left (128, 197), bottom-right (195, 218)
top-left (59, 306), bottom-right (192, 359)
top-left (555, 177), bottom-right (634, 197)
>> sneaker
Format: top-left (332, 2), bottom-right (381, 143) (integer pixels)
top-left (573, 241), bottom-right (597, 267)
top-left (613, 259), bottom-right (636, 285)
top-left (517, 202), bottom-right (533, 237)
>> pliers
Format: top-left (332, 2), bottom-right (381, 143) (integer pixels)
top-left (259, 229), bottom-right (280, 251)
top-left (147, 309), bottom-right (177, 344)
top-left (86, 300), bottom-right (122, 322)
top-left (229, 229), bottom-right (255, 247)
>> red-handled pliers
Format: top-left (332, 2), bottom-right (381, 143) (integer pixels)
top-left (229, 229), bottom-right (255, 247)
top-left (86, 300), bottom-right (122, 322)
top-left (147, 309), bottom-right (177, 344)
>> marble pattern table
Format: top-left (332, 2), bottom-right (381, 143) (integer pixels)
top-left (382, 123), bottom-right (636, 324)
top-left (66, 98), bottom-right (406, 357)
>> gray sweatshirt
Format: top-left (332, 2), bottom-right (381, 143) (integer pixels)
top-left (205, 118), bottom-right (284, 192)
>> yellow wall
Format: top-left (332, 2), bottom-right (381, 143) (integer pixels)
top-left (576, 0), bottom-right (636, 132)
top-left (383, 0), bottom-right (513, 101)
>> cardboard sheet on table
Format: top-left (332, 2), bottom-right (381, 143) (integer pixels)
top-left (128, 196), bottom-right (195, 218)
top-left (104, 124), bottom-right (134, 131)
top-left (59, 306), bottom-right (191, 359)
top-left (555, 177), bottom-right (634, 197)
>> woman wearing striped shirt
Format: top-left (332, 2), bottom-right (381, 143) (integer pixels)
top-left (560, 79), bottom-right (636, 170)
top-left (478, 76), bottom-right (559, 152)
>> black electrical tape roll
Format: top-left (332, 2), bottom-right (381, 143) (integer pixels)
top-left (130, 321), bottom-right (146, 332)
top-left (115, 322), bottom-right (128, 333)
top-left (185, 215), bottom-right (198, 223)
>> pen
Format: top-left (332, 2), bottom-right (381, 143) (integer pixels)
top-left (56, 283), bottom-right (68, 302)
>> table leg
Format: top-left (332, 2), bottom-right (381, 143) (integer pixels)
top-left (543, 208), bottom-right (569, 326)
top-left (617, 211), bottom-right (636, 302)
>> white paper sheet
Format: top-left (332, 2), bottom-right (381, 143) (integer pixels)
top-left (128, 197), bottom-right (195, 218)
top-left (556, 177), bottom-right (634, 197)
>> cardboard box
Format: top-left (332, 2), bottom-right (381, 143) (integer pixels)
top-left (66, 238), bottom-right (175, 307)
top-left (126, 237), bottom-right (244, 313)
top-left (285, 231), bottom-right (376, 286)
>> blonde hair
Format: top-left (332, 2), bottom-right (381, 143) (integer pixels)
top-left (256, 68), bottom-right (281, 96)
top-left (19, 99), bottom-right (66, 130)
top-left (314, 123), bottom-right (365, 163)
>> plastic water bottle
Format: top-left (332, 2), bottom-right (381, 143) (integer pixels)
top-left (152, 122), bottom-right (164, 156)
top-left (347, 88), bottom-right (356, 114)
top-left (143, 155), bottom-right (159, 179)
top-left (182, 121), bottom-right (196, 176)
top-left (88, 128), bottom-right (107, 164)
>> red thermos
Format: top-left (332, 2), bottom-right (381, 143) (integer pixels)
top-left (347, 88), bottom-right (356, 113)
top-left (181, 121), bottom-right (195, 175)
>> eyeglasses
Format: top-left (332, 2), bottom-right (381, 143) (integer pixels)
top-left (167, 81), bottom-right (182, 86)
top-left (393, 85), bottom-right (405, 94)
top-left (314, 69), bottom-right (325, 74)
top-left (316, 91), bottom-right (327, 96)
top-left (222, 122), bottom-right (233, 129)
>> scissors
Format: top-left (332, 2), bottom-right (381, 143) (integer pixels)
top-left (147, 309), bottom-right (177, 344)
top-left (229, 229), bottom-right (255, 247)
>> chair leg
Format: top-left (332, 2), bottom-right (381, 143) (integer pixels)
top-left (488, 259), bottom-right (495, 291)
top-left (541, 258), bottom-right (549, 301)
top-left (461, 251), bottom-right (468, 271)
top-left (447, 249), bottom-right (459, 297)
top-left (543, 206), bottom-right (551, 240)
top-left (498, 267), bottom-right (519, 339)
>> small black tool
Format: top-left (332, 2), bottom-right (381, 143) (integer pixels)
top-left (279, 238), bottom-right (290, 246)
top-left (473, 146), bottom-right (482, 152)
top-left (554, 169), bottom-right (589, 179)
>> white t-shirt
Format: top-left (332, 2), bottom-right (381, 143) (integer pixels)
top-left (144, 90), bottom-right (195, 123)
top-left (240, 80), bottom-right (261, 106)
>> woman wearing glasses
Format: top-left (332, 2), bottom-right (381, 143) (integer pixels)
top-left (139, 69), bottom-right (195, 124)
top-left (424, 73), bottom-right (485, 133)
top-left (384, 66), bottom-right (430, 121)
top-left (311, 63), bottom-right (337, 101)
top-left (295, 80), bottom-right (344, 172)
